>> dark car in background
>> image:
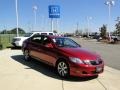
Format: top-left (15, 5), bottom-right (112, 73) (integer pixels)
top-left (22, 35), bottom-right (104, 78)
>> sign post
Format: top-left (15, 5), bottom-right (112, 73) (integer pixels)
top-left (49, 5), bottom-right (60, 32)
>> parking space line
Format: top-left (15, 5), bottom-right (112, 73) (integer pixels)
top-left (97, 78), bottom-right (107, 90)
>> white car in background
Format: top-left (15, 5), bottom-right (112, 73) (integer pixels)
top-left (111, 35), bottom-right (120, 41)
top-left (12, 31), bottom-right (54, 47)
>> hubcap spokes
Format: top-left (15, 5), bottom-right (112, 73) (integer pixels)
top-left (58, 62), bottom-right (68, 76)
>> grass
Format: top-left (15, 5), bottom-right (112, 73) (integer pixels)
top-left (0, 34), bottom-right (24, 49)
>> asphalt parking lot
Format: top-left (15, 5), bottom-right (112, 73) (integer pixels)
top-left (0, 38), bottom-right (120, 90)
top-left (73, 38), bottom-right (120, 70)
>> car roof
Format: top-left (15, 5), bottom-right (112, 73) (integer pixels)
top-left (32, 34), bottom-right (66, 39)
top-left (48, 35), bottom-right (63, 38)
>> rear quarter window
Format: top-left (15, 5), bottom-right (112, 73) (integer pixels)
top-left (41, 33), bottom-right (47, 35)
top-left (49, 33), bottom-right (53, 35)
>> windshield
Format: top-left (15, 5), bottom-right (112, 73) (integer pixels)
top-left (53, 38), bottom-right (80, 48)
top-left (24, 33), bottom-right (32, 37)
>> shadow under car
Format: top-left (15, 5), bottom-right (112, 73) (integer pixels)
top-left (11, 55), bottom-right (98, 82)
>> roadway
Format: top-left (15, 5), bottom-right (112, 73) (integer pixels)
top-left (73, 38), bottom-right (120, 70)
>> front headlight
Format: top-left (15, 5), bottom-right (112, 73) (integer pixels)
top-left (69, 57), bottom-right (84, 64)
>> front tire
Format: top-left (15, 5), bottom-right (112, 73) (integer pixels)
top-left (56, 61), bottom-right (69, 78)
top-left (24, 50), bottom-right (31, 61)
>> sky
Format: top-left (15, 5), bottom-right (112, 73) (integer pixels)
top-left (0, 0), bottom-right (120, 33)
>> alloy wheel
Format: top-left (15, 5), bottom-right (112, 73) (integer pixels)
top-left (57, 61), bottom-right (69, 77)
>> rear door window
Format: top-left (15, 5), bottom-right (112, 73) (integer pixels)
top-left (49, 33), bottom-right (53, 35)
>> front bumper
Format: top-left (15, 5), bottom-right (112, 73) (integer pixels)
top-left (69, 63), bottom-right (104, 77)
top-left (11, 41), bottom-right (22, 47)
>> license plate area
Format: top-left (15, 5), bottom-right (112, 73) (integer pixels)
top-left (96, 66), bottom-right (102, 72)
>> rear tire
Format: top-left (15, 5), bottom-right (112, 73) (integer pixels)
top-left (56, 60), bottom-right (69, 78)
top-left (114, 38), bottom-right (118, 43)
top-left (24, 50), bottom-right (31, 61)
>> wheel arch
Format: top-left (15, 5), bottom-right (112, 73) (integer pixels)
top-left (55, 57), bottom-right (70, 77)
top-left (55, 57), bottom-right (70, 68)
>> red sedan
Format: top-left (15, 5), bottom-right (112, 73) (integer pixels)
top-left (22, 35), bottom-right (104, 77)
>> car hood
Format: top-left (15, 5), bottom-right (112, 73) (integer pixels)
top-left (58, 47), bottom-right (100, 60)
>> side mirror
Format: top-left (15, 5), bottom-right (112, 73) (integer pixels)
top-left (45, 43), bottom-right (53, 48)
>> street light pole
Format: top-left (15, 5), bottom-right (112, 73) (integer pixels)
top-left (87, 17), bottom-right (92, 38)
top-left (33, 5), bottom-right (37, 31)
top-left (51, 18), bottom-right (53, 32)
top-left (105, 0), bottom-right (115, 42)
top-left (15, 0), bottom-right (19, 37)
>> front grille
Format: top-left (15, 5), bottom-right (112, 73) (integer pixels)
top-left (12, 38), bottom-right (20, 42)
top-left (12, 39), bottom-right (17, 42)
top-left (90, 60), bottom-right (103, 65)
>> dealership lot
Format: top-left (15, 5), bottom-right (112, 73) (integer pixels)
top-left (73, 38), bottom-right (120, 70)
top-left (0, 38), bottom-right (120, 90)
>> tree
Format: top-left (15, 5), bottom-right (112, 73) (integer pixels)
top-left (115, 21), bottom-right (120, 35)
top-left (99, 24), bottom-right (107, 39)
top-left (53, 30), bottom-right (57, 33)
top-left (0, 27), bottom-right (26, 34)
top-left (75, 29), bottom-right (82, 36)
top-left (10, 28), bottom-right (26, 34)
top-left (0, 29), bottom-right (7, 34)
top-left (75, 30), bottom-right (79, 35)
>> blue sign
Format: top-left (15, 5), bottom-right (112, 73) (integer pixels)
top-left (49, 5), bottom-right (60, 18)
